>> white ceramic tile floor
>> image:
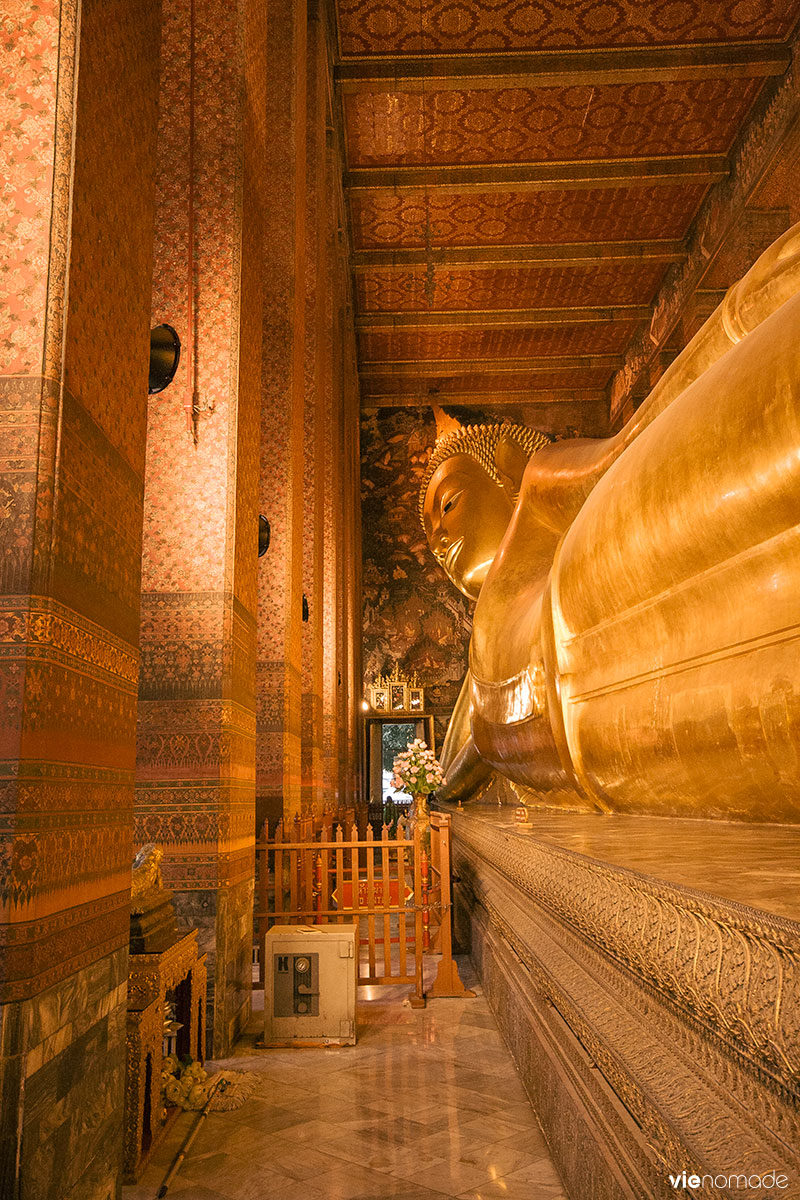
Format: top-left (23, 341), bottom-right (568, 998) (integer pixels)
top-left (122, 960), bottom-right (566, 1200)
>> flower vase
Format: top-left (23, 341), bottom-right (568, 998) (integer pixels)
top-left (410, 793), bottom-right (430, 848)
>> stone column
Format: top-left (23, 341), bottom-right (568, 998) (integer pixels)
top-left (343, 333), bottom-right (364, 801)
top-left (0, 1), bottom-right (160, 1195)
top-left (322, 218), bottom-right (343, 805)
top-left (300, 0), bottom-right (330, 817)
top-left (256, 0), bottom-right (308, 829)
top-left (134, 0), bottom-right (263, 1058)
top-left (323, 220), bottom-right (363, 806)
top-left (256, 0), bottom-right (363, 825)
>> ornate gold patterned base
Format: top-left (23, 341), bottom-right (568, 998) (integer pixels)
top-left (450, 808), bottom-right (800, 1200)
top-left (124, 931), bottom-right (207, 1183)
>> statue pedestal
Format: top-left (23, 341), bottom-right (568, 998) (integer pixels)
top-left (448, 803), bottom-right (800, 1200)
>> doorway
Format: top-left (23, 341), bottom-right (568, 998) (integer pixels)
top-left (381, 721), bottom-right (415, 800)
top-left (366, 716), bottom-right (436, 817)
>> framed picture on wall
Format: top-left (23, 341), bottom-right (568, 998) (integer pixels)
top-left (408, 687), bottom-right (424, 712)
top-left (390, 683), bottom-right (407, 711)
top-left (370, 687), bottom-right (389, 712)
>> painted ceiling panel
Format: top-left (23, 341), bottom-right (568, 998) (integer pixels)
top-left (360, 367), bottom-right (615, 393)
top-left (355, 262), bottom-right (668, 311)
top-left (336, 0), bottom-right (799, 434)
top-left (337, 0), bottom-right (796, 55)
top-left (359, 321), bottom-right (637, 361)
top-left (349, 184), bottom-right (706, 247)
top-left (344, 79), bottom-right (760, 167)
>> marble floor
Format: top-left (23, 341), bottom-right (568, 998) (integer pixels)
top-left (123, 961), bottom-right (566, 1200)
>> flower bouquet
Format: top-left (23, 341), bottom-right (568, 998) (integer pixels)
top-left (391, 739), bottom-right (445, 845)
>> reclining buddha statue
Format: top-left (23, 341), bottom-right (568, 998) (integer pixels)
top-left (421, 223), bottom-right (800, 823)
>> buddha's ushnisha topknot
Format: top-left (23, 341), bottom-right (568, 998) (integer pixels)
top-left (418, 422), bottom-right (551, 526)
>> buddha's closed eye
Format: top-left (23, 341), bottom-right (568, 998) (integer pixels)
top-left (442, 490), bottom-right (462, 516)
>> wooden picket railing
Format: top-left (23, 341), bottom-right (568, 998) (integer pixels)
top-left (427, 811), bottom-right (473, 998)
top-left (255, 813), bottom-right (426, 1004)
top-left (254, 807), bottom-right (473, 1007)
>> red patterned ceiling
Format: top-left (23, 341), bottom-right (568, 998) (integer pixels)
top-left (344, 79), bottom-right (760, 166)
top-left (350, 184), bottom-right (706, 248)
top-left (337, 0), bottom-right (797, 56)
top-left (359, 321), bottom-right (637, 361)
top-left (335, 0), bottom-right (799, 424)
top-left (361, 367), bottom-right (614, 395)
top-left (356, 262), bottom-right (668, 311)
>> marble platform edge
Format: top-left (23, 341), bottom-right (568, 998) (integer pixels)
top-left (449, 813), bottom-right (800, 1107)
top-left (468, 903), bottom-right (664, 1200)
top-left (446, 808), bottom-right (800, 939)
top-left (454, 846), bottom-right (800, 1200)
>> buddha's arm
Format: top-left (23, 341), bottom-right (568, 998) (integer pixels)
top-left (436, 672), bottom-right (493, 804)
top-left (436, 737), bottom-right (493, 805)
top-left (440, 673), bottom-right (472, 772)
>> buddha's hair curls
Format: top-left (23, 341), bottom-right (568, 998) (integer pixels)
top-left (418, 422), bottom-right (551, 526)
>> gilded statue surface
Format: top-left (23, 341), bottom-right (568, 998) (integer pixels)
top-left (131, 843), bottom-right (165, 912)
top-left (421, 224), bottom-right (800, 822)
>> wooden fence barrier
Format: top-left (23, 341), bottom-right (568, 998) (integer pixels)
top-left (255, 816), bottom-right (426, 1005)
top-left (428, 811), bottom-right (474, 999)
top-left (254, 808), bottom-right (472, 1007)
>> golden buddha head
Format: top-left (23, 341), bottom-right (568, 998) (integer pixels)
top-left (419, 422), bottom-right (551, 600)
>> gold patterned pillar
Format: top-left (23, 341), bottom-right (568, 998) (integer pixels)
top-left (322, 225), bottom-right (343, 806)
top-left (344, 335), bottom-right (364, 801)
top-left (0, 0), bottom-right (161, 1195)
top-left (300, 0), bottom-right (330, 816)
top-left (256, 0), bottom-right (308, 827)
top-left (134, 0), bottom-right (262, 1057)
top-left (323, 239), bottom-right (362, 805)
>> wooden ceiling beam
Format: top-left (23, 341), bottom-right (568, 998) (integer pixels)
top-left (361, 355), bottom-right (622, 374)
top-left (356, 306), bottom-right (651, 328)
top-left (361, 390), bottom-right (608, 407)
top-left (344, 156), bottom-right (727, 193)
top-left (352, 241), bottom-right (684, 269)
top-left (336, 41), bottom-right (790, 93)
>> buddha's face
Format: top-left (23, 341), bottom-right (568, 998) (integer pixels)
top-left (423, 453), bottom-right (514, 600)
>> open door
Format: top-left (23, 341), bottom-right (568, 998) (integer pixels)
top-left (366, 716), bottom-right (436, 812)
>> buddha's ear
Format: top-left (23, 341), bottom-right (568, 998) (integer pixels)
top-left (494, 433), bottom-right (529, 502)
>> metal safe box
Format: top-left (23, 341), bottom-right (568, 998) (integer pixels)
top-left (264, 924), bottom-right (358, 1045)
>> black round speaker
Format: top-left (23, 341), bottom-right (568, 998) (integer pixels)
top-left (258, 515), bottom-right (271, 557)
top-left (148, 324), bottom-right (181, 394)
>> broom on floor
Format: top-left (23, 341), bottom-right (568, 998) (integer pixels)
top-left (156, 1077), bottom-right (229, 1198)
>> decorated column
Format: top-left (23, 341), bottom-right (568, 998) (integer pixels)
top-left (300, 0), bottom-right (330, 816)
top-left (256, 0), bottom-right (308, 829)
top-left (0, 0), bottom-right (160, 1193)
top-left (134, 0), bottom-right (263, 1057)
